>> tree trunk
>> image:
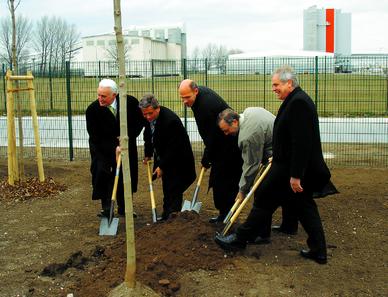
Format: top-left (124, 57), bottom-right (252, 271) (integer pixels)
top-left (9, 0), bottom-right (24, 181)
top-left (113, 0), bottom-right (136, 288)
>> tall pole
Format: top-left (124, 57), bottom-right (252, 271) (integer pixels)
top-left (113, 0), bottom-right (136, 288)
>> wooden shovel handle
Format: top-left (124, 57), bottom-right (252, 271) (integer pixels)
top-left (222, 160), bottom-right (272, 236)
top-left (111, 153), bottom-right (122, 203)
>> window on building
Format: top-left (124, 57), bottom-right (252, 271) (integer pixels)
top-left (108, 40), bottom-right (116, 45)
top-left (86, 40), bottom-right (94, 46)
top-left (97, 40), bottom-right (105, 46)
top-left (131, 39), bottom-right (140, 45)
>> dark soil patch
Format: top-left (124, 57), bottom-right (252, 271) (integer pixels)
top-left (74, 211), bottom-right (233, 296)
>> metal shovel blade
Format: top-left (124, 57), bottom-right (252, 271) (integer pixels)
top-left (181, 200), bottom-right (192, 212)
top-left (191, 201), bottom-right (202, 213)
top-left (99, 217), bottom-right (119, 236)
top-left (181, 200), bottom-right (202, 213)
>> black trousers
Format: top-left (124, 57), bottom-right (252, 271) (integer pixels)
top-left (236, 162), bottom-right (327, 256)
top-left (161, 175), bottom-right (183, 219)
top-left (278, 199), bottom-right (299, 233)
top-left (211, 160), bottom-right (241, 217)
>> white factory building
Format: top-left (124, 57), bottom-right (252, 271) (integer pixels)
top-left (80, 24), bottom-right (186, 77)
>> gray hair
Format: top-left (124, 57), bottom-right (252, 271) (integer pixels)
top-left (139, 93), bottom-right (160, 109)
top-left (99, 79), bottom-right (118, 94)
top-left (217, 108), bottom-right (239, 125)
top-left (273, 66), bottom-right (299, 88)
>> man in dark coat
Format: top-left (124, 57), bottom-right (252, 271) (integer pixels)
top-left (86, 79), bottom-right (147, 217)
top-left (179, 79), bottom-right (243, 223)
top-left (140, 94), bottom-right (196, 220)
top-left (215, 66), bottom-right (332, 264)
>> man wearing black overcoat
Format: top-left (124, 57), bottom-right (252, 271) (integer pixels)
top-left (140, 94), bottom-right (196, 220)
top-left (179, 79), bottom-right (243, 223)
top-left (215, 66), bottom-right (332, 264)
top-left (86, 79), bottom-right (147, 217)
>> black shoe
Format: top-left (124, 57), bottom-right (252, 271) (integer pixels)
top-left (300, 249), bottom-right (327, 264)
top-left (209, 214), bottom-right (226, 223)
top-left (272, 225), bottom-right (298, 235)
top-left (214, 233), bottom-right (246, 251)
top-left (247, 235), bottom-right (271, 245)
top-left (157, 215), bottom-right (168, 222)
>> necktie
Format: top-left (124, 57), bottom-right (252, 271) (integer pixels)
top-left (108, 105), bottom-right (116, 117)
top-left (150, 120), bottom-right (156, 143)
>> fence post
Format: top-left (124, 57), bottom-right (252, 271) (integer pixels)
top-left (205, 58), bottom-right (208, 87)
top-left (65, 61), bottom-right (74, 161)
top-left (2, 64), bottom-right (6, 111)
top-left (182, 58), bottom-right (187, 129)
top-left (323, 56), bottom-right (327, 115)
top-left (98, 60), bottom-right (101, 81)
top-left (263, 57), bottom-right (266, 109)
top-left (386, 58), bottom-right (388, 114)
top-left (151, 59), bottom-right (155, 94)
top-left (314, 56), bottom-right (319, 105)
top-left (49, 62), bottom-right (53, 110)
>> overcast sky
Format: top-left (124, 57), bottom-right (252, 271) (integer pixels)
top-left (1, 0), bottom-right (388, 54)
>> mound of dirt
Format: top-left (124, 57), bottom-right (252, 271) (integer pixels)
top-left (0, 177), bottom-right (67, 204)
top-left (72, 211), bottom-right (232, 297)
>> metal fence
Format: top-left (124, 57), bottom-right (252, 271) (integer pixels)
top-left (1, 56), bottom-right (388, 167)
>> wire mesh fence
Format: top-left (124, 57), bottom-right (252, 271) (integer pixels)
top-left (1, 56), bottom-right (387, 167)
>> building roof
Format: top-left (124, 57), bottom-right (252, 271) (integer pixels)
top-left (229, 50), bottom-right (335, 59)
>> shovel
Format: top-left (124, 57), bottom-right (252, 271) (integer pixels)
top-left (222, 160), bottom-right (272, 236)
top-left (146, 160), bottom-right (158, 223)
top-left (223, 163), bottom-right (266, 224)
top-left (99, 153), bottom-right (121, 236)
top-left (181, 166), bottom-right (206, 213)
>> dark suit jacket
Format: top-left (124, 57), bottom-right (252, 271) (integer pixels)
top-left (86, 95), bottom-right (146, 199)
top-left (272, 86), bottom-right (330, 191)
top-left (144, 106), bottom-right (196, 195)
top-left (191, 86), bottom-right (242, 188)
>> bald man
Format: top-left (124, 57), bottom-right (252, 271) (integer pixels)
top-left (179, 79), bottom-right (243, 223)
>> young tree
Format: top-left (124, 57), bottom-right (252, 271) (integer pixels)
top-left (113, 0), bottom-right (136, 288)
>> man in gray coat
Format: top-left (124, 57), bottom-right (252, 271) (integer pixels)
top-left (218, 107), bottom-right (274, 202)
top-left (218, 107), bottom-right (299, 238)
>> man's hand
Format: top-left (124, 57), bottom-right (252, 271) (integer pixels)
top-left (143, 156), bottom-right (152, 165)
top-left (290, 177), bottom-right (303, 193)
top-left (153, 167), bottom-right (163, 179)
top-left (115, 146), bottom-right (121, 162)
top-left (235, 191), bottom-right (245, 202)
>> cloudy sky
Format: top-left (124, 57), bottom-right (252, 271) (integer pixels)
top-left (1, 0), bottom-right (388, 54)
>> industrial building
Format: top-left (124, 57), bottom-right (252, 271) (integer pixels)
top-left (81, 24), bottom-right (186, 76)
top-left (303, 5), bottom-right (351, 56)
top-left (226, 50), bottom-right (335, 75)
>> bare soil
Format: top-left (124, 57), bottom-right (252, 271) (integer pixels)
top-left (0, 160), bottom-right (387, 297)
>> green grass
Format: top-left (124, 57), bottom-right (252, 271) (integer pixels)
top-left (1, 72), bottom-right (387, 117)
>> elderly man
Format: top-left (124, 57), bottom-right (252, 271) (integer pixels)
top-left (215, 66), bottom-right (332, 264)
top-left (179, 79), bottom-right (243, 223)
top-left (140, 94), bottom-right (196, 220)
top-left (86, 79), bottom-right (147, 218)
